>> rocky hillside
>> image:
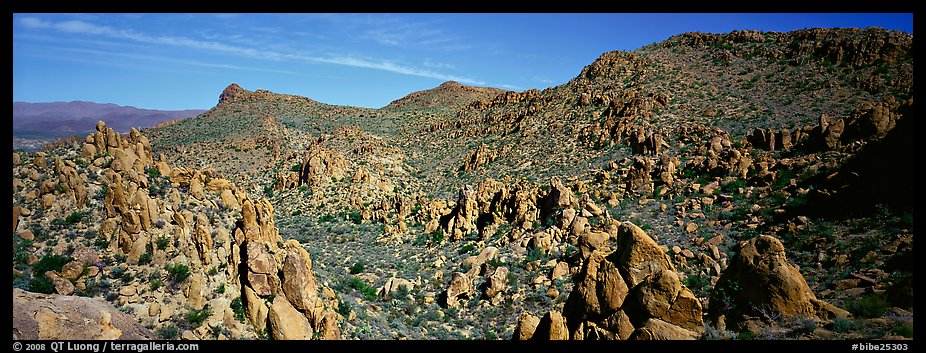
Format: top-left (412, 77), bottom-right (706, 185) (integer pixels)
top-left (13, 122), bottom-right (341, 340)
top-left (382, 81), bottom-right (507, 111)
top-left (14, 27), bottom-right (913, 341)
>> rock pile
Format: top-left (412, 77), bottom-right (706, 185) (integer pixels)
top-left (514, 222), bottom-right (703, 340)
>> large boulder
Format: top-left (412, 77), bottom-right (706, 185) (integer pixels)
top-left (531, 311), bottom-right (569, 340)
top-left (519, 221), bottom-right (701, 340)
top-left (613, 222), bottom-right (675, 287)
top-left (13, 288), bottom-right (154, 340)
top-left (563, 250), bottom-right (628, 324)
top-left (512, 313), bottom-right (541, 340)
top-left (709, 235), bottom-right (848, 330)
top-left (268, 296), bottom-right (312, 340)
top-left (280, 241), bottom-right (319, 311)
top-left (444, 272), bottom-right (473, 308)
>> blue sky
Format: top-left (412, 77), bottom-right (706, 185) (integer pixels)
top-left (12, 13), bottom-right (913, 110)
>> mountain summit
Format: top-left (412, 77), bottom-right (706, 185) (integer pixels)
top-left (383, 81), bottom-right (507, 111)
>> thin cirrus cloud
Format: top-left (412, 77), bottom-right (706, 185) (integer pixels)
top-left (17, 16), bottom-right (489, 86)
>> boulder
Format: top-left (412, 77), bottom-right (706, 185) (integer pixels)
top-left (531, 311), bottom-right (569, 340)
top-left (45, 271), bottom-right (75, 295)
top-left (379, 277), bottom-right (415, 300)
top-left (13, 288), bottom-right (153, 340)
top-left (281, 242), bottom-right (319, 311)
top-left (60, 261), bottom-right (85, 281)
top-left (13, 205), bottom-right (21, 232)
top-left (513, 313), bottom-right (540, 340)
top-left (563, 251), bottom-right (628, 324)
top-left (709, 235), bottom-right (844, 328)
top-left (444, 272), bottom-right (472, 308)
top-left (630, 318), bottom-right (700, 340)
top-left (484, 266), bottom-right (509, 299)
top-left (613, 222), bottom-right (675, 287)
top-left (268, 296), bottom-right (312, 340)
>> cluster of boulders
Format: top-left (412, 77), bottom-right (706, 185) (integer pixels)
top-left (226, 198), bottom-right (341, 340)
top-left (441, 247), bottom-right (508, 307)
top-left (459, 144), bottom-right (497, 173)
top-left (13, 121), bottom-right (341, 341)
top-left (514, 222), bottom-right (704, 340)
top-left (747, 98), bottom-right (905, 154)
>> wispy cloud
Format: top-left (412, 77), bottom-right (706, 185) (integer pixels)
top-left (496, 84), bottom-right (523, 91)
top-left (422, 59), bottom-right (456, 70)
top-left (58, 46), bottom-right (299, 75)
top-left (312, 56), bottom-right (484, 85)
top-left (533, 77), bottom-right (554, 84)
top-left (17, 16), bottom-right (485, 85)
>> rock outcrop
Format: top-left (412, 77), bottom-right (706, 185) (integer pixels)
top-left (709, 235), bottom-right (849, 331)
top-left (230, 199), bottom-right (342, 340)
top-left (516, 222), bottom-right (703, 340)
top-left (13, 288), bottom-right (154, 340)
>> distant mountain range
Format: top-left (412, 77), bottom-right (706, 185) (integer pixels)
top-left (12, 101), bottom-right (205, 142)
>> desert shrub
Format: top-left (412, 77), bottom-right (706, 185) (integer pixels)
top-left (349, 211), bottom-right (363, 225)
top-left (230, 297), bottom-right (246, 322)
top-left (138, 252), bottom-right (153, 265)
top-left (28, 275), bottom-right (56, 294)
top-left (832, 317), bottom-right (860, 333)
top-left (184, 306), bottom-right (212, 328)
top-left (155, 236), bottom-right (171, 250)
top-left (525, 247), bottom-right (545, 263)
top-left (843, 294), bottom-right (891, 318)
top-left (33, 254), bottom-right (71, 274)
top-left (166, 263), bottom-right (191, 284)
top-left (347, 276), bottom-right (378, 301)
top-left (430, 228), bottom-right (445, 244)
top-left (156, 325), bottom-right (179, 339)
top-left (349, 262), bottom-right (366, 275)
top-left (65, 211), bottom-right (84, 225)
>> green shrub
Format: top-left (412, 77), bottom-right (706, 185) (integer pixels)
top-left (138, 252), bottom-right (153, 265)
top-left (721, 179), bottom-right (747, 194)
top-left (14, 238), bottom-right (33, 265)
top-left (832, 317), bottom-right (860, 333)
top-left (843, 294), bottom-right (891, 318)
top-left (349, 211), bottom-right (363, 225)
top-left (230, 297), bottom-right (246, 322)
top-left (166, 263), bottom-right (191, 284)
top-left (460, 243), bottom-right (476, 254)
top-left (263, 185), bottom-right (274, 198)
top-left (337, 299), bottom-right (352, 317)
top-left (683, 273), bottom-right (711, 293)
top-left (93, 238), bottom-right (110, 249)
top-left (156, 325), bottom-right (179, 339)
top-left (28, 275), bottom-right (56, 294)
top-left (184, 306), bottom-right (212, 328)
top-left (146, 167), bottom-right (161, 179)
top-left (155, 236), bottom-right (171, 250)
top-left (347, 276), bottom-right (379, 301)
top-left (349, 262), bottom-right (366, 275)
top-left (33, 254), bottom-right (72, 274)
top-left (65, 212), bottom-right (84, 225)
top-left (150, 279), bottom-right (163, 291)
top-left (430, 228), bottom-right (445, 244)
top-left (526, 247), bottom-right (545, 263)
